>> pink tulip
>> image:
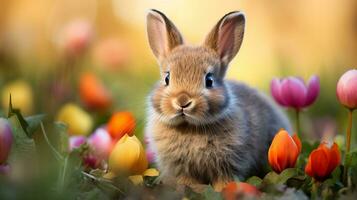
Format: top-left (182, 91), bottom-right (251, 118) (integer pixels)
top-left (60, 19), bottom-right (93, 56)
top-left (0, 118), bottom-right (13, 165)
top-left (271, 75), bottom-right (320, 110)
top-left (69, 136), bottom-right (86, 151)
top-left (337, 69), bottom-right (357, 110)
top-left (87, 127), bottom-right (113, 159)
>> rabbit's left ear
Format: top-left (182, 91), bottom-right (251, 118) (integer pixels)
top-left (204, 11), bottom-right (245, 67)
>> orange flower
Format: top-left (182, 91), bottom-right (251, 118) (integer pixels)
top-left (268, 129), bottom-right (301, 173)
top-left (107, 112), bottom-right (135, 139)
top-left (79, 73), bottom-right (112, 110)
top-left (305, 141), bottom-right (341, 181)
top-left (222, 182), bottom-right (261, 200)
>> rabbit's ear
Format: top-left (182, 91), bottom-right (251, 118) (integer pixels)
top-left (146, 9), bottom-right (184, 62)
top-left (204, 11), bottom-right (245, 67)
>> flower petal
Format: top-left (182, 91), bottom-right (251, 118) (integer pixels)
top-left (310, 148), bottom-right (329, 180)
top-left (271, 79), bottom-right (287, 106)
top-left (304, 75), bottom-right (320, 106)
top-left (281, 77), bottom-right (307, 109)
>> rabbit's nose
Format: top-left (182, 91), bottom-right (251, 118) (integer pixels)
top-left (174, 93), bottom-right (193, 109)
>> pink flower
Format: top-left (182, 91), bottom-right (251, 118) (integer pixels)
top-left (87, 127), bottom-right (113, 159)
top-left (0, 164), bottom-right (10, 175)
top-left (336, 69), bottom-right (357, 110)
top-left (144, 135), bottom-right (156, 163)
top-left (271, 75), bottom-right (320, 110)
top-left (60, 19), bottom-right (93, 56)
top-left (0, 118), bottom-right (13, 165)
top-left (69, 136), bottom-right (86, 151)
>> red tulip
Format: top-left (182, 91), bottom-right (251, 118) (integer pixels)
top-left (0, 118), bottom-right (13, 165)
top-left (268, 129), bottom-right (301, 173)
top-left (79, 73), bottom-right (112, 110)
top-left (271, 76), bottom-right (319, 110)
top-left (305, 141), bottom-right (341, 181)
top-left (336, 69), bottom-right (357, 110)
top-left (222, 182), bottom-right (261, 200)
top-left (107, 112), bottom-right (136, 140)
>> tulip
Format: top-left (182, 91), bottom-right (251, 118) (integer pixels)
top-left (108, 134), bottom-right (148, 175)
top-left (337, 69), bottom-right (357, 110)
top-left (0, 118), bottom-right (13, 165)
top-left (79, 73), bottom-right (112, 110)
top-left (57, 103), bottom-right (93, 136)
top-left (271, 75), bottom-right (319, 137)
top-left (268, 129), bottom-right (301, 173)
top-left (305, 141), bottom-right (341, 181)
top-left (222, 182), bottom-right (261, 200)
top-left (93, 38), bottom-right (130, 70)
top-left (59, 19), bottom-right (93, 56)
top-left (336, 69), bottom-right (357, 184)
top-left (2, 80), bottom-right (33, 115)
top-left (87, 127), bottom-right (113, 159)
top-left (107, 112), bottom-right (135, 140)
top-left (69, 136), bottom-right (86, 151)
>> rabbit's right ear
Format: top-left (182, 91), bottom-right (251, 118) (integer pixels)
top-left (146, 9), bottom-right (184, 62)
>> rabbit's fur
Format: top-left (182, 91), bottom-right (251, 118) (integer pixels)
top-left (145, 10), bottom-right (291, 191)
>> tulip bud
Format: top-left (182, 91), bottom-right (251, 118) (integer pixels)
top-left (0, 118), bottom-right (13, 165)
top-left (69, 136), bottom-right (86, 151)
top-left (271, 76), bottom-right (319, 110)
top-left (87, 127), bottom-right (113, 159)
top-left (57, 103), bottom-right (93, 136)
top-left (107, 112), bottom-right (135, 139)
top-left (79, 73), bottom-right (112, 110)
top-left (2, 80), bottom-right (33, 115)
top-left (336, 69), bottom-right (357, 110)
top-left (59, 19), bottom-right (93, 56)
top-left (268, 129), bottom-right (301, 173)
top-left (108, 134), bottom-right (148, 175)
top-left (93, 38), bottom-right (130, 70)
top-left (305, 141), bottom-right (341, 181)
top-left (222, 182), bottom-right (261, 200)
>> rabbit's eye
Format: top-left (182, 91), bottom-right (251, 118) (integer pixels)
top-left (164, 72), bottom-right (170, 86)
top-left (205, 73), bottom-right (214, 88)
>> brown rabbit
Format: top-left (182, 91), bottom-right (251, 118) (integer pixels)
top-left (145, 9), bottom-right (291, 191)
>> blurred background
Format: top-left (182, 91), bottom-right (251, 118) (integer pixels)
top-left (0, 0), bottom-right (357, 140)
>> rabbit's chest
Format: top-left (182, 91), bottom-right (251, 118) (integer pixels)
top-left (154, 128), bottom-right (237, 183)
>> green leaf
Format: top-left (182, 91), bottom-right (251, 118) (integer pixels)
top-left (203, 185), bottom-right (223, 200)
top-left (263, 168), bottom-right (299, 185)
top-left (54, 122), bottom-right (69, 154)
top-left (246, 176), bottom-right (263, 187)
top-left (7, 114), bottom-right (36, 165)
top-left (25, 114), bottom-right (46, 137)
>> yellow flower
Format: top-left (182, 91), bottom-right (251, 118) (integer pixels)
top-left (56, 103), bottom-right (93, 136)
top-left (2, 80), bottom-right (33, 115)
top-left (108, 134), bottom-right (148, 175)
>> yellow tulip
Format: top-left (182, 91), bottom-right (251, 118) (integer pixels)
top-left (2, 80), bottom-right (33, 115)
top-left (108, 134), bottom-right (148, 175)
top-left (56, 103), bottom-right (93, 136)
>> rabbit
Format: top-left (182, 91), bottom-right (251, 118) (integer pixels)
top-left (145, 9), bottom-right (291, 192)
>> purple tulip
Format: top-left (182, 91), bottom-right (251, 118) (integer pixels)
top-left (271, 75), bottom-right (320, 110)
top-left (69, 135), bottom-right (86, 151)
top-left (0, 118), bottom-right (13, 165)
top-left (87, 127), bottom-right (113, 159)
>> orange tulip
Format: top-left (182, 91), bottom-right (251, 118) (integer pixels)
top-left (222, 182), bottom-right (261, 200)
top-left (305, 141), bottom-right (341, 181)
top-left (268, 129), bottom-right (301, 173)
top-left (107, 112), bottom-right (135, 139)
top-left (79, 73), bottom-right (112, 110)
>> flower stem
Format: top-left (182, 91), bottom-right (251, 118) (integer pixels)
top-left (295, 109), bottom-right (301, 138)
top-left (343, 109), bottom-right (354, 186)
